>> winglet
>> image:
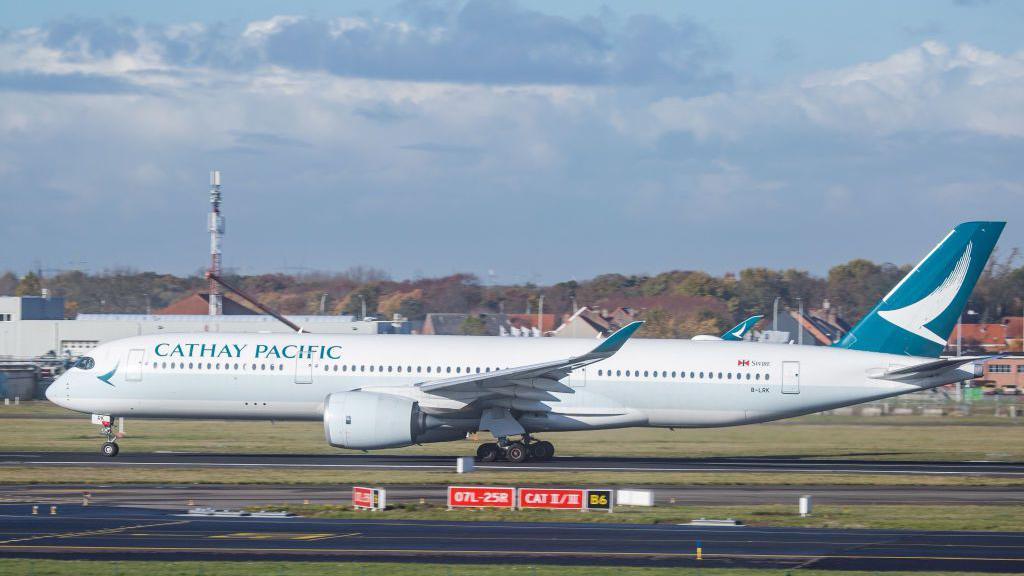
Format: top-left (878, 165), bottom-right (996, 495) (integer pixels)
top-left (591, 321), bottom-right (644, 355)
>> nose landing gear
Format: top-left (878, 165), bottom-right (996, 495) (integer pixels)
top-left (97, 417), bottom-right (121, 457)
top-left (475, 435), bottom-right (554, 463)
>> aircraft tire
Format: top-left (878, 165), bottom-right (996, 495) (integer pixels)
top-left (505, 442), bottom-right (528, 463)
top-left (476, 443), bottom-right (499, 462)
top-left (532, 441), bottom-right (554, 460)
top-left (101, 442), bottom-right (119, 457)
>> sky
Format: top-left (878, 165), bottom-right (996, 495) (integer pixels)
top-left (1, 0), bottom-right (1022, 283)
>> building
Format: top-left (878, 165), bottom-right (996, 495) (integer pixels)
top-left (155, 293), bottom-right (258, 315)
top-left (758, 307), bottom-right (851, 346)
top-left (421, 313), bottom-right (555, 336)
top-left (0, 296), bottom-right (378, 359)
top-left (945, 317), bottom-right (1024, 354)
top-left (552, 307), bottom-right (636, 339)
top-left (969, 356), bottom-right (1024, 393)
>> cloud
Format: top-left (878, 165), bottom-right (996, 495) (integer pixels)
top-left (0, 8), bottom-right (1020, 280)
top-left (0, 71), bottom-right (141, 93)
top-left (646, 41), bottom-right (1024, 139)
top-left (5, 2), bottom-right (728, 90)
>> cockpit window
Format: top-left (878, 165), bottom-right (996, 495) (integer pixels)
top-left (73, 357), bottom-right (95, 370)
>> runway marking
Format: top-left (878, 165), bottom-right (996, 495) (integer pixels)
top-left (0, 542), bottom-right (1021, 563)
top-left (0, 520), bottom-right (190, 545)
top-left (18, 460), bottom-right (1024, 476)
top-left (209, 532), bottom-right (356, 541)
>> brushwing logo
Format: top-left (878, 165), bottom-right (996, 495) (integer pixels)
top-left (878, 241), bottom-right (972, 345)
top-left (730, 325), bottom-right (746, 338)
top-left (97, 363), bottom-right (118, 387)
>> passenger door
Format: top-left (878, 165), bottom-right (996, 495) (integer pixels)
top-left (295, 357), bottom-right (313, 384)
top-left (125, 349), bottom-right (145, 382)
top-left (781, 361), bottom-right (800, 394)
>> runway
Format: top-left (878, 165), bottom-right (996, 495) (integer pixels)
top-left (0, 504), bottom-right (1021, 571)
top-left (3, 484), bottom-right (1022, 510)
top-left (4, 451), bottom-right (1024, 476)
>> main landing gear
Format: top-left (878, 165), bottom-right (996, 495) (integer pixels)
top-left (475, 435), bottom-right (554, 463)
top-left (98, 417), bottom-right (121, 457)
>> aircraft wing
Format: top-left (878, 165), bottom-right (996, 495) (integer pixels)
top-left (418, 321), bottom-right (643, 394)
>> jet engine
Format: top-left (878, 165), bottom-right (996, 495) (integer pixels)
top-left (323, 391), bottom-right (463, 449)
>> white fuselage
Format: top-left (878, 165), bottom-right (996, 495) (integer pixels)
top-left (48, 332), bottom-right (969, 434)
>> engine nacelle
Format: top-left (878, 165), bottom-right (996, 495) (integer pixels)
top-left (323, 391), bottom-right (425, 450)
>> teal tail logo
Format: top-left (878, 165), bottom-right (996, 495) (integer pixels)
top-left (722, 315), bottom-right (764, 341)
top-left (97, 363), bottom-right (118, 387)
top-left (835, 221), bottom-right (1004, 357)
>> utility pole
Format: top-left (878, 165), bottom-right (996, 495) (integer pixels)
top-left (797, 297), bottom-right (804, 345)
top-left (537, 293), bottom-right (544, 337)
top-left (357, 294), bottom-right (367, 320)
top-left (772, 296), bottom-right (781, 332)
top-left (319, 293), bottom-right (328, 315)
top-left (208, 171), bottom-right (225, 316)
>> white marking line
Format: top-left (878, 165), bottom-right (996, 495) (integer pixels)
top-left (23, 461), bottom-right (1024, 476)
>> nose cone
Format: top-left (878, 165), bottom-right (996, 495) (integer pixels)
top-left (46, 373), bottom-right (69, 408)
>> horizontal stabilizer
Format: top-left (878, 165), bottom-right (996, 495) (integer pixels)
top-left (875, 355), bottom-right (998, 381)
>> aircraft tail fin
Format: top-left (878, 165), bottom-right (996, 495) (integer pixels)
top-left (834, 221), bottom-right (1004, 357)
top-left (721, 315), bottom-right (764, 341)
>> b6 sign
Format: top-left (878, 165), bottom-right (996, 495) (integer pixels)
top-left (518, 488), bottom-right (585, 510)
top-left (447, 486), bottom-right (515, 509)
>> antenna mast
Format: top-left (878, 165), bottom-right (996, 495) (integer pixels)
top-left (208, 170), bottom-right (224, 316)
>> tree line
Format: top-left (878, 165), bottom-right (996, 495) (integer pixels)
top-left (2, 250), bottom-right (1022, 339)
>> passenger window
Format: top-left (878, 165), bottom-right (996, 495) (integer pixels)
top-left (671, 371), bottom-right (676, 378)
top-left (718, 372), bottom-right (723, 379)
top-left (699, 372), bottom-right (704, 378)
top-left (233, 363), bottom-right (239, 370)
top-left (370, 366), bottom-right (375, 372)
top-left (387, 366), bottom-right (393, 373)
top-left (446, 367), bottom-right (452, 373)
top-left (643, 371), bottom-right (648, 377)
top-left (765, 374), bottom-right (770, 381)
top-left (456, 367), bottom-right (461, 374)
top-left (756, 373), bottom-right (761, 380)
top-left (161, 362), bottom-right (166, 369)
top-left (746, 373), bottom-right (751, 380)
top-left (625, 370), bottom-right (631, 377)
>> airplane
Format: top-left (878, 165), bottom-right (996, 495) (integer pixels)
top-left (692, 315), bottom-right (765, 341)
top-left (48, 221), bottom-right (1004, 463)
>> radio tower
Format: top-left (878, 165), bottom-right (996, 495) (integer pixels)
top-left (208, 170), bottom-right (225, 316)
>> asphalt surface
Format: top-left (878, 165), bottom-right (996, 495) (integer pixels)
top-left (4, 451), bottom-right (1024, 476)
top-left (3, 484), bottom-right (1022, 509)
top-left (0, 504), bottom-right (1021, 571)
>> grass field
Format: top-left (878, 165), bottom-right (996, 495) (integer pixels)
top-left (5, 401), bottom-right (1022, 460)
top-left (0, 560), bottom-right (1015, 576)
top-left (252, 502), bottom-right (1024, 531)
